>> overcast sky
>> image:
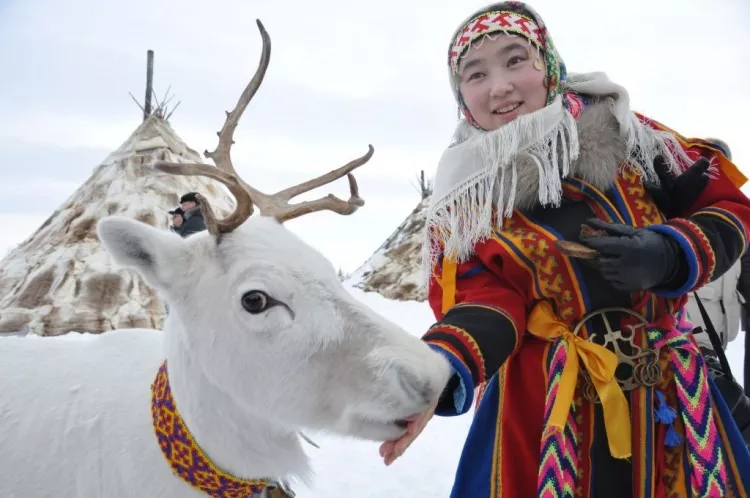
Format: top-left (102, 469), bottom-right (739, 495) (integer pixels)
top-left (1, 0), bottom-right (749, 272)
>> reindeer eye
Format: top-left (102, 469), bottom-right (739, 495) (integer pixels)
top-left (241, 290), bottom-right (271, 314)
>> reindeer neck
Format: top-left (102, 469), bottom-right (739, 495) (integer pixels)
top-left (161, 325), bottom-right (310, 486)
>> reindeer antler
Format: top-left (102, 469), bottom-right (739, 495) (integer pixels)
top-left (151, 19), bottom-right (270, 235)
top-left (259, 145), bottom-right (374, 223)
top-left (151, 19), bottom-right (374, 235)
top-left (151, 163), bottom-right (253, 236)
top-left (203, 20), bottom-right (271, 185)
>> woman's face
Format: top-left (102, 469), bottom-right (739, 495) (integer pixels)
top-left (457, 35), bottom-right (548, 131)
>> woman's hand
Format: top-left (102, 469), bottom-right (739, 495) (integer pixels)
top-left (379, 402), bottom-right (437, 466)
top-left (580, 218), bottom-right (684, 291)
top-left (644, 155), bottom-right (710, 219)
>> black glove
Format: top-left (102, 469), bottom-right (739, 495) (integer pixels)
top-left (644, 155), bottom-right (710, 219)
top-left (580, 218), bottom-right (685, 292)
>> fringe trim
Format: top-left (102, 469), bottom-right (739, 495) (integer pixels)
top-left (422, 96), bottom-right (579, 276)
top-left (420, 100), bottom-right (696, 287)
top-left (620, 109), bottom-right (694, 182)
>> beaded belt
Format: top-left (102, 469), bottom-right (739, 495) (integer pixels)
top-left (573, 307), bottom-right (662, 403)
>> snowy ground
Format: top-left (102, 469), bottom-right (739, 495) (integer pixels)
top-left (3, 285), bottom-right (746, 497)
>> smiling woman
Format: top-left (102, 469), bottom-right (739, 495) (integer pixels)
top-left (378, 1), bottom-right (750, 497)
top-left (456, 35), bottom-right (547, 130)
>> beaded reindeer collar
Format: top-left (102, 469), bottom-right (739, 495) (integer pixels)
top-left (151, 361), bottom-right (294, 498)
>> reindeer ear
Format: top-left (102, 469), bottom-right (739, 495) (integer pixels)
top-left (97, 216), bottom-right (186, 290)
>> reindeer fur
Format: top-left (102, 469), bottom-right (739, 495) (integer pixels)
top-left (0, 215), bottom-right (451, 497)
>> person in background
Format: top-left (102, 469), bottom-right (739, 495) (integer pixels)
top-left (169, 207), bottom-right (185, 235)
top-left (178, 192), bottom-right (207, 236)
top-left (681, 140), bottom-right (750, 444)
top-left (685, 140), bottom-right (749, 357)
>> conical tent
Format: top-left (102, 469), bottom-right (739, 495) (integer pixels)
top-left (0, 114), bottom-right (235, 335)
top-left (351, 197), bottom-right (429, 302)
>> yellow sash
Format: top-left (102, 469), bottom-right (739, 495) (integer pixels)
top-left (527, 301), bottom-right (632, 459)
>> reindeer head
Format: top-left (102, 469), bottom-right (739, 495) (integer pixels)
top-left (97, 20), bottom-right (450, 443)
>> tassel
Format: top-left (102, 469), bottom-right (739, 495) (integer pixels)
top-left (654, 390), bottom-right (677, 424)
top-left (665, 425), bottom-right (682, 448)
top-left (655, 390), bottom-right (682, 448)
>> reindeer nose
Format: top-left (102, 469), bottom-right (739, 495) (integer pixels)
top-left (395, 365), bottom-right (433, 406)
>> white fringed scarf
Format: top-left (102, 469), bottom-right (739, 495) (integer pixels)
top-left (421, 71), bottom-right (693, 278)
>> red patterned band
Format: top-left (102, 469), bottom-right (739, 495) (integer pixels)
top-left (449, 11), bottom-right (544, 75)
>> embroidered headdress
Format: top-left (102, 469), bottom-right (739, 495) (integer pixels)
top-left (422, 1), bottom-right (692, 275)
top-left (448, 3), bottom-right (566, 125)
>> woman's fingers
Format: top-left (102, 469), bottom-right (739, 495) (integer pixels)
top-left (380, 405), bottom-right (437, 465)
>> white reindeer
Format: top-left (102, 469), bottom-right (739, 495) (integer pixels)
top-left (0, 20), bottom-right (451, 498)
